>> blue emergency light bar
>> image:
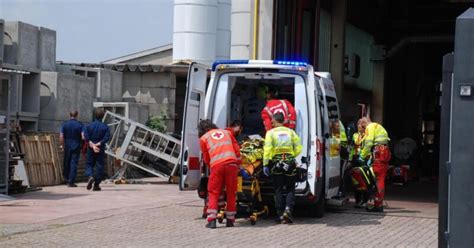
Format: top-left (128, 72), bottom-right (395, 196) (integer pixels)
top-left (273, 60), bottom-right (307, 66)
top-left (211, 60), bottom-right (308, 71)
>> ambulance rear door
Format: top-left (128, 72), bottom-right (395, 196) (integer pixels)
top-left (315, 72), bottom-right (341, 198)
top-left (179, 62), bottom-right (209, 190)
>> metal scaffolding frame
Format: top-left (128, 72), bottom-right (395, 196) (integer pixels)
top-left (103, 111), bottom-right (181, 179)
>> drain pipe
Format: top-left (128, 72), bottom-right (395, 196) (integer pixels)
top-left (252, 0), bottom-right (260, 59)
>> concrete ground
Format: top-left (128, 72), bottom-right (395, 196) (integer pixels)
top-left (0, 178), bottom-right (438, 247)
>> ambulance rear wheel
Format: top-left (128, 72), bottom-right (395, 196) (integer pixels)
top-left (309, 196), bottom-right (325, 218)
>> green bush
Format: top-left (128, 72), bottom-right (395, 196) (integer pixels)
top-left (146, 112), bottom-right (167, 133)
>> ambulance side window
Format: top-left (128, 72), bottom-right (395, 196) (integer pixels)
top-left (325, 96), bottom-right (339, 121)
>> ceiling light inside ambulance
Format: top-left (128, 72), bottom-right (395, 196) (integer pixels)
top-left (218, 65), bottom-right (227, 70)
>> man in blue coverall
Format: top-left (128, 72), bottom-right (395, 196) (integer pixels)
top-left (60, 111), bottom-right (84, 187)
top-left (83, 108), bottom-right (110, 191)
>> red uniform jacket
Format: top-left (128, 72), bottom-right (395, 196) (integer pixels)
top-left (199, 129), bottom-right (241, 168)
top-left (261, 99), bottom-right (297, 131)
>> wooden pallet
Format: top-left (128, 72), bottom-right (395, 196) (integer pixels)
top-left (20, 134), bottom-right (63, 187)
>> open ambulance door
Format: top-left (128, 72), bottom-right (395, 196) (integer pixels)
top-left (179, 62), bottom-right (208, 191)
top-left (315, 72), bottom-right (341, 198)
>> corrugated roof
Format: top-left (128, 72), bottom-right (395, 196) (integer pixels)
top-left (101, 44), bottom-right (173, 64)
top-left (57, 62), bottom-right (191, 73)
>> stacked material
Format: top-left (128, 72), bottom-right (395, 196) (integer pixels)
top-left (239, 137), bottom-right (264, 176)
top-left (20, 133), bottom-right (63, 186)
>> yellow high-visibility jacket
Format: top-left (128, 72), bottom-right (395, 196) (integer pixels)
top-left (263, 126), bottom-right (302, 166)
top-left (360, 122), bottom-right (390, 159)
top-left (339, 120), bottom-right (348, 148)
top-left (349, 132), bottom-right (363, 160)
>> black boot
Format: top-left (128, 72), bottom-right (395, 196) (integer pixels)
top-left (86, 177), bottom-right (94, 190)
top-left (225, 219), bottom-right (234, 227)
top-left (206, 220), bottom-right (217, 229)
top-left (92, 183), bottom-right (101, 191)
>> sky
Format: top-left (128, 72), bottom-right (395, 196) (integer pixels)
top-left (0, 0), bottom-right (174, 63)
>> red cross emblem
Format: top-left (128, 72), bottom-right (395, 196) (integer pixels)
top-left (211, 131), bottom-right (224, 140)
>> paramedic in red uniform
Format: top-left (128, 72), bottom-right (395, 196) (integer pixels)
top-left (261, 86), bottom-right (297, 131)
top-left (225, 120), bottom-right (243, 138)
top-left (358, 117), bottom-right (391, 212)
top-left (199, 119), bottom-right (241, 229)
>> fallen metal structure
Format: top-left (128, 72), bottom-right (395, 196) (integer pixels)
top-left (103, 111), bottom-right (181, 179)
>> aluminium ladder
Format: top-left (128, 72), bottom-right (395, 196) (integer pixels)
top-left (102, 111), bottom-right (181, 179)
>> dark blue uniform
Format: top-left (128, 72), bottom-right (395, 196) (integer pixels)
top-left (83, 119), bottom-right (110, 184)
top-left (60, 119), bottom-right (84, 185)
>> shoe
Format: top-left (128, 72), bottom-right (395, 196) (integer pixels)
top-left (366, 205), bottom-right (384, 213)
top-left (86, 177), bottom-right (94, 190)
top-left (206, 220), bottom-right (217, 229)
top-left (275, 216), bottom-right (284, 224)
top-left (225, 219), bottom-right (234, 227)
top-left (354, 202), bottom-right (366, 209)
top-left (67, 184), bottom-right (78, 188)
top-left (92, 184), bottom-right (101, 191)
top-left (283, 213), bottom-right (293, 224)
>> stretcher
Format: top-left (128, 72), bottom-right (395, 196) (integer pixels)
top-left (199, 137), bottom-right (270, 225)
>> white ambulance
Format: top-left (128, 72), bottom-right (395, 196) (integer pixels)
top-left (179, 60), bottom-right (344, 217)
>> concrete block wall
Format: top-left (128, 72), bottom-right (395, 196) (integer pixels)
top-left (93, 102), bottom-right (150, 125)
top-left (70, 67), bottom-right (123, 102)
top-left (98, 69), bottom-right (122, 102)
top-left (39, 71), bottom-right (95, 132)
top-left (3, 21), bottom-right (56, 71)
top-left (122, 71), bottom-right (177, 132)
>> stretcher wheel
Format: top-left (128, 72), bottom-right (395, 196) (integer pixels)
top-left (250, 214), bottom-right (257, 225)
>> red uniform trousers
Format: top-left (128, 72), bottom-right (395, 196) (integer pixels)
top-left (207, 163), bottom-right (239, 222)
top-left (372, 145), bottom-right (391, 207)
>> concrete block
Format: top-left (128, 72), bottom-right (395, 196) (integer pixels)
top-left (4, 21), bottom-right (40, 69)
top-left (110, 70), bottom-right (123, 101)
top-left (21, 72), bottom-right (40, 114)
top-left (97, 69), bottom-right (123, 102)
top-left (140, 87), bottom-right (176, 105)
top-left (39, 72), bottom-right (95, 131)
top-left (8, 74), bottom-right (21, 113)
top-left (3, 21), bottom-right (19, 64)
top-left (0, 20), bottom-right (4, 62)
top-left (141, 72), bottom-right (176, 88)
top-left (122, 72), bottom-right (142, 89)
top-left (122, 86), bottom-right (141, 103)
top-left (39, 71), bottom-right (58, 121)
top-left (38, 27), bottom-right (56, 71)
top-left (148, 103), bottom-right (175, 119)
top-left (38, 119), bottom-right (62, 133)
top-left (93, 102), bottom-right (150, 124)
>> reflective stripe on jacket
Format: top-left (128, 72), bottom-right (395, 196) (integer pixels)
top-left (261, 99), bottom-right (297, 131)
top-left (349, 132), bottom-right (363, 160)
top-left (263, 126), bottom-right (302, 166)
top-left (199, 129), bottom-right (241, 168)
top-left (360, 122), bottom-right (390, 159)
